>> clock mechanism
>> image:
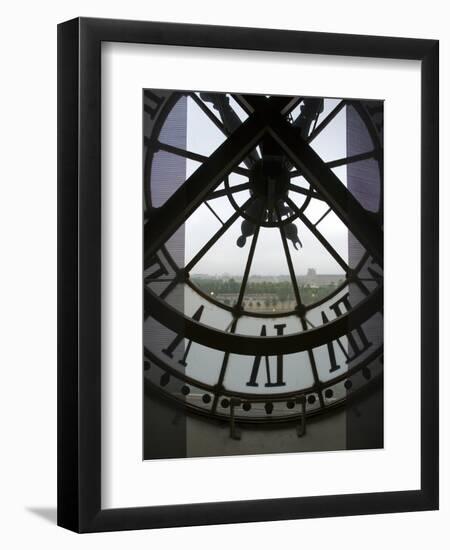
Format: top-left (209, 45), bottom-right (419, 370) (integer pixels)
top-left (143, 90), bottom-right (383, 452)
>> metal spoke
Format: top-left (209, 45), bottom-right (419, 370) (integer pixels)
top-left (157, 141), bottom-right (250, 177)
top-left (301, 318), bottom-right (325, 409)
top-left (304, 317), bottom-right (316, 329)
top-left (210, 205), bottom-right (265, 411)
top-left (288, 183), bottom-right (325, 201)
top-left (185, 197), bottom-right (254, 273)
top-left (212, 318), bottom-right (238, 413)
top-left (314, 207), bottom-right (332, 227)
top-left (327, 150), bottom-right (376, 169)
top-left (307, 100), bottom-right (346, 143)
top-left (189, 92), bottom-right (229, 136)
top-left (286, 198), bottom-right (349, 273)
top-left (236, 214), bottom-right (262, 310)
top-left (158, 201), bottom-right (252, 301)
top-left (275, 205), bottom-right (303, 310)
top-left (231, 94), bottom-right (254, 116)
top-left (204, 201), bottom-right (224, 225)
top-left (157, 140), bottom-right (208, 163)
top-left (289, 150), bottom-right (376, 179)
top-left (161, 245), bottom-right (180, 273)
top-left (284, 96), bottom-right (305, 117)
top-left (208, 181), bottom-right (250, 200)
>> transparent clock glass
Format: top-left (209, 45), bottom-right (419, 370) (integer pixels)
top-left (143, 90), bottom-right (383, 459)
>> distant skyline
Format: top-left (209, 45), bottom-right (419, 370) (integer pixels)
top-left (192, 270), bottom-right (344, 278)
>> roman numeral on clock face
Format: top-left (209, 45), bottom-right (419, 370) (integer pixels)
top-left (246, 324), bottom-right (287, 387)
top-left (145, 254), bottom-right (169, 283)
top-left (162, 305), bottom-right (204, 366)
top-left (367, 263), bottom-right (383, 285)
top-left (144, 90), bottom-right (165, 120)
top-left (322, 293), bottom-right (372, 373)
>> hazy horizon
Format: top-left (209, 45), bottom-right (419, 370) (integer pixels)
top-left (191, 270), bottom-right (344, 278)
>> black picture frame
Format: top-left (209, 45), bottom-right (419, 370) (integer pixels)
top-left (57, 16), bottom-right (439, 533)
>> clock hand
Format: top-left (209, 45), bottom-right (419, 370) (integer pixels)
top-left (284, 221), bottom-right (302, 249)
top-left (236, 198), bottom-right (265, 248)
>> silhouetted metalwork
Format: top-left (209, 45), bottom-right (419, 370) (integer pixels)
top-left (143, 91), bottom-right (383, 428)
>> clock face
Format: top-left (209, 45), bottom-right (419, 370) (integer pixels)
top-left (143, 90), bottom-right (383, 458)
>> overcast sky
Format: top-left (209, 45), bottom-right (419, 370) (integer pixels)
top-left (181, 95), bottom-right (350, 276)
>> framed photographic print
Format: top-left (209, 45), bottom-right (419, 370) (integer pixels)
top-left (57, 17), bottom-right (439, 532)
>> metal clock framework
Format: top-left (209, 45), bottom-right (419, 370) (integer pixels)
top-left (143, 90), bottom-right (383, 438)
